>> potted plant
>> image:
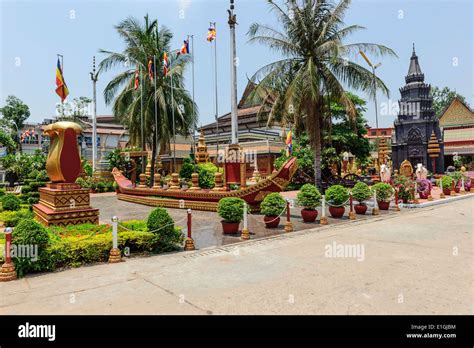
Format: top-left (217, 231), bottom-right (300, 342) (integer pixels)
top-left (325, 185), bottom-right (349, 218)
top-left (296, 184), bottom-right (321, 222)
top-left (260, 192), bottom-right (286, 228)
top-left (217, 197), bottom-right (244, 234)
top-left (417, 179), bottom-right (432, 199)
top-left (351, 182), bottom-right (371, 215)
top-left (393, 175), bottom-right (414, 203)
top-left (441, 176), bottom-right (453, 195)
top-left (372, 182), bottom-right (393, 210)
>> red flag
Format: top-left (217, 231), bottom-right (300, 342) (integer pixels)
top-left (163, 52), bottom-right (169, 77)
top-left (147, 59), bottom-right (154, 81)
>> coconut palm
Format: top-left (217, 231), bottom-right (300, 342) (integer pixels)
top-left (247, 0), bottom-right (396, 187)
top-left (99, 15), bottom-right (197, 180)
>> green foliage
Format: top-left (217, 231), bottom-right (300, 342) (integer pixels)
top-left (0, 95), bottom-right (30, 149)
top-left (372, 183), bottom-right (394, 202)
top-left (0, 151), bottom-right (47, 184)
top-left (36, 170), bottom-right (49, 182)
top-left (11, 219), bottom-right (49, 277)
top-left (351, 182), bottom-right (371, 204)
top-left (296, 184), bottom-right (321, 210)
top-left (260, 193), bottom-right (286, 216)
top-left (179, 157), bottom-right (195, 180)
top-left (82, 161), bottom-right (93, 177)
top-left (96, 182), bottom-right (106, 193)
top-left (441, 175), bottom-right (453, 189)
top-left (146, 208), bottom-right (182, 250)
top-left (325, 185), bottom-right (349, 206)
top-left (0, 129), bottom-right (16, 154)
top-left (0, 208), bottom-right (33, 227)
top-left (197, 162), bottom-right (219, 189)
top-left (2, 194), bottom-right (21, 211)
top-left (431, 86), bottom-right (469, 117)
top-left (217, 198), bottom-right (245, 223)
top-left (393, 176), bottom-right (415, 201)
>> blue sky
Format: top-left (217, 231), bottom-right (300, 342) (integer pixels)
top-left (1, 0), bottom-right (472, 128)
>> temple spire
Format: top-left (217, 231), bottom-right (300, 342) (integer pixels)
top-left (406, 43), bottom-right (424, 83)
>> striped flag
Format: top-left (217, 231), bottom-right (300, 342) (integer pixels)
top-left (286, 129), bottom-right (293, 155)
top-left (207, 25), bottom-right (216, 42)
top-left (177, 39), bottom-right (189, 57)
top-left (134, 68), bottom-right (139, 90)
top-left (163, 52), bottom-right (169, 76)
top-left (55, 58), bottom-right (69, 102)
top-left (147, 58), bottom-right (154, 81)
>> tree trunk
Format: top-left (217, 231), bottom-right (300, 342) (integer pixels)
top-left (313, 119), bottom-right (322, 189)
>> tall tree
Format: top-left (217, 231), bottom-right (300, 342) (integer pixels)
top-left (431, 86), bottom-right (469, 117)
top-left (99, 15), bottom-right (197, 180)
top-left (0, 95), bottom-right (31, 151)
top-left (247, 0), bottom-right (396, 187)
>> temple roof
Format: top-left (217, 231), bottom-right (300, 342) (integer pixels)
top-left (405, 44), bottom-right (424, 84)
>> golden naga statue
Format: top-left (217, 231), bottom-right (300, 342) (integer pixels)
top-left (44, 121), bottom-right (83, 183)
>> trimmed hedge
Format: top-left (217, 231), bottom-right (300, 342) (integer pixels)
top-left (0, 208), bottom-right (33, 227)
top-left (2, 194), bottom-right (21, 211)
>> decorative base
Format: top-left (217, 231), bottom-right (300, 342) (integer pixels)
top-left (0, 262), bottom-right (17, 282)
top-left (372, 207), bottom-right (380, 216)
top-left (395, 205), bottom-right (400, 211)
top-left (450, 191), bottom-right (456, 196)
top-left (33, 184), bottom-right (99, 227)
top-left (284, 221), bottom-right (293, 232)
top-left (320, 217), bottom-right (328, 225)
top-left (108, 248), bottom-right (122, 263)
top-left (349, 211), bottom-right (356, 220)
top-left (427, 195), bottom-right (433, 201)
top-left (440, 192), bottom-right (446, 199)
top-left (413, 198), bottom-right (420, 204)
top-left (184, 237), bottom-right (195, 251)
top-left (240, 228), bottom-right (250, 240)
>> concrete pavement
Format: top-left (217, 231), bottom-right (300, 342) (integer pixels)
top-left (0, 197), bottom-right (472, 315)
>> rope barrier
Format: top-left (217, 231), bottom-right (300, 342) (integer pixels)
top-left (325, 197), bottom-right (350, 208)
top-left (248, 205), bottom-right (287, 225)
top-left (117, 215), bottom-right (187, 234)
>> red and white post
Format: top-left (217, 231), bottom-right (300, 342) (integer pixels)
top-left (0, 227), bottom-right (17, 282)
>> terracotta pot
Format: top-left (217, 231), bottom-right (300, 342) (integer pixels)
top-left (443, 188), bottom-right (451, 196)
top-left (221, 221), bottom-right (240, 234)
top-left (90, 189), bottom-right (96, 193)
top-left (301, 209), bottom-right (318, 222)
top-left (402, 197), bottom-right (409, 203)
top-left (454, 187), bottom-right (460, 193)
top-left (377, 201), bottom-right (390, 210)
top-left (354, 204), bottom-right (367, 215)
top-left (329, 206), bottom-right (345, 218)
top-left (264, 216), bottom-right (280, 228)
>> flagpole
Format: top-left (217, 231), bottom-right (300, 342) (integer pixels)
top-left (228, 1), bottom-right (238, 145)
top-left (171, 67), bottom-right (176, 173)
top-left (153, 55), bottom-right (158, 178)
top-left (189, 34), bottom-right (197, 168)
top-left (212, 22), bottom-right (219, 161)
top-left (90, 56), bottom-right (98, 172)
top-left (140, 64), bottom-right (145, 174)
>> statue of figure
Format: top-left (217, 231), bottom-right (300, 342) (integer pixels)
top-left (380, 164), bottom-right (391, 183)
top-left (400, 159), bottom-right (414, 178)
top-left (415, 163), bottom-right (428, 180)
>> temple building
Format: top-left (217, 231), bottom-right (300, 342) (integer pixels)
top-left (438, 97), bottom-right (474, 169)
top-left (391, 45), bottom-right (444, 173)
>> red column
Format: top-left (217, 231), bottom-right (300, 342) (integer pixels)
top-left (187, 209), bottom-right (192, 239)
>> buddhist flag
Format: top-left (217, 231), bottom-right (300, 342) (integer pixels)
top-left (207, 25), bottom-right (216, 42)
top-left (177, 39), bottom-right (189, 57)
top-left (163, 52), bottom-right (169, 76)
top-left (55, 58), bottom-right (69, 102)
top-left (286, 129), bottom-right (293, 155)
top-left (147, 58), bottom-right (154, 81)
top-left (134, 68), bottom-right (139, 90)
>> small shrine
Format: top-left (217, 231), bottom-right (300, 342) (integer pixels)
top-left (33, 122), bottom-right (99, 226)
top-left (195, 131), bottom-right (209, 164)
top-left (92, 144), bottom-right (114, 183)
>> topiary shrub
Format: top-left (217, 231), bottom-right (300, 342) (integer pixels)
top-left (2, 194), bottom-right (21, 211)
top-left (260, 192), bottom-right (286, 216)
top-left (0, 208), bottom-right (33, 227)
top-left (179, 157), bottom-right (195, 180)
top-left (146, 208), bottom-right (182, 250)
top-left (325, 185), bottom-right (349, 206)
top-left (351, 182), bottom-right (371, 204)
top-left (296, 184), bottom-right (321, 210)
top-left (372, 182), bottom-right (394, 202)
top-left (11, 218), bottom-right (50, 277)
top-left (96, 182), bottom-right (106, 193)
top-left (217, 197), bottom-right (245, 223)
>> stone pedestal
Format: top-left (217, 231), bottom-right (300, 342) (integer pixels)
top-left (33, 183), bottom-right (99, 227)
top-left (169, 173), bottom-right (180, 190)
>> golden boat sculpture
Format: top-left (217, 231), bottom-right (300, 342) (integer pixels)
top-left (112, 157), bottom-right (298, 211)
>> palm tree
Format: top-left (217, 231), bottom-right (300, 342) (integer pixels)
top-left (99, 15), bottom-right (197, 181)
top-left (247, 0), bottom-right (396, 187)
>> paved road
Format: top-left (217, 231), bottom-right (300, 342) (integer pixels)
top-left (1, 197), bottom-right (472, 314)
